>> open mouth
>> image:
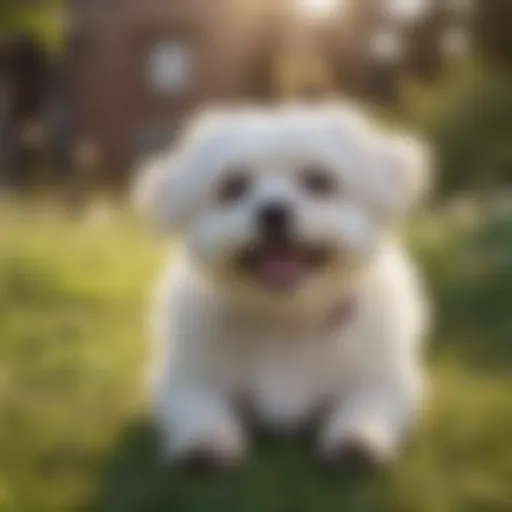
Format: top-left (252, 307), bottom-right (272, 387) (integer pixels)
top-left (238, 242), bottom-right (332, 291)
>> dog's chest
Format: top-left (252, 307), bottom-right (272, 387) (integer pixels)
top-left (238, 328), bottom-right (352, 430)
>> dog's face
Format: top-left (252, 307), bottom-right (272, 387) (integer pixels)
top-left (137, 105), bottom-right (428, 307)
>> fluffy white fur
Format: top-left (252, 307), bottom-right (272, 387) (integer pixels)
top-left (137, 103), bottom-right (430, 467)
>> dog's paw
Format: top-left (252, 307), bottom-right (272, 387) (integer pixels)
top-left (319, 436), bottom-right (390, 474)
top-left (318, 422), bottom-right (395, 474)
top-left (161, 427), bottom-right (247, 472)
top-left (170, 440), bottom-right (245, 472)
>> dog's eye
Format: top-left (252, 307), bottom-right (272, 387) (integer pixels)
top-left (301, 166), bottom-right (337, 196)
top-left (218, 171), bottom-right (251, 204)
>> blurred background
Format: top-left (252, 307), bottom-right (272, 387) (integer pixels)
top-left (1, 1), bottom-right (512, 511)
top-left (1, 0), bottom-right (511, 200)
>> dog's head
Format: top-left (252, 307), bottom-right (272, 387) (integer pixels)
top-left (136, 104), bottom-right (429, 309)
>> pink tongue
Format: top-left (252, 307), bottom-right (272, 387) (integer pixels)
top-left (259, 252), bottom-right (305, 287)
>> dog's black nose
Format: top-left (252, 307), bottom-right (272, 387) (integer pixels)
top-left (258, 202), bottom-right (291, 240)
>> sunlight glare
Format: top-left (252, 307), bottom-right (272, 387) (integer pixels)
top-left (296, 0), bottom-right (338, 18)
top-left (387, 0), bottom-right (428, 22)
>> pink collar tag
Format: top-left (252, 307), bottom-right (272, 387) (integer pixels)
top-left (325, 298), bottom-right (356, 330)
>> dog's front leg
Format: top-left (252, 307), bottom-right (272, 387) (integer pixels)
top-left (153, 384), bottom-right (248, 468)
top-left (317, 373), bottom-right (422, 470)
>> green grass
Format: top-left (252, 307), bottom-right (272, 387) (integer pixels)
top-left (0, 200), bottom-right (511, 511)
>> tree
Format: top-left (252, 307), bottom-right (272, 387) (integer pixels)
top-left (474, 0), bottom-right (512, 69)
top-left (0, 0), bottom-right (64, 55)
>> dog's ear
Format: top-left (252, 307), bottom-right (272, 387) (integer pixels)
top-left (132, 150), bottom-right (183, 232)
top-left (320, 104), bottom-right (431, 219)
top-left (132, 109), bottom-right (237, 233)
top-left (371, 132), bottom-right (431, 219)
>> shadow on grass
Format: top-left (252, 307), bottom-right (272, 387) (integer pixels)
top-left (89, 418), bottom-right (389, 512)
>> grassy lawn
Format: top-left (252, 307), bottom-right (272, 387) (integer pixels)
top-left (0, 199), bottom-right (511, 511)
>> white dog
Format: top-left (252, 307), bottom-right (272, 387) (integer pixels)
top-left (136, 103), bottom-right (430, 470)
